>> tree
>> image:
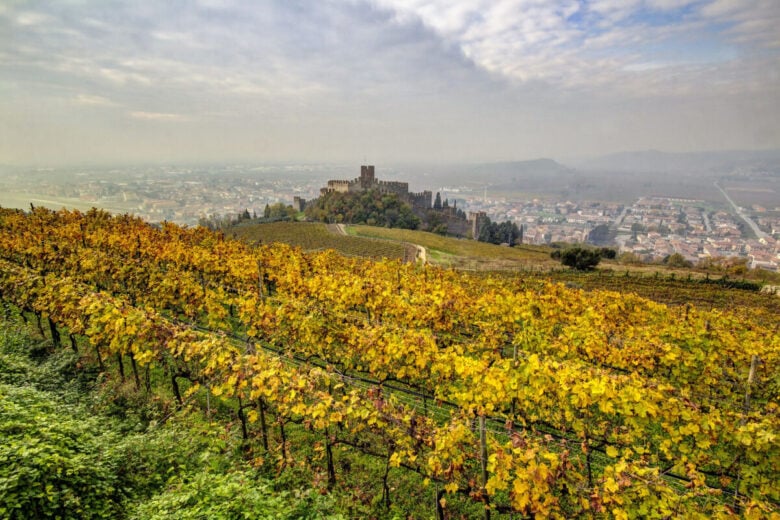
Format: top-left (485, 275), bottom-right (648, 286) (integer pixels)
top-left (587, 224), bottom-right (612, 245)
top-left (433, 192), bottom-right (442, 210)
top-left (304, 190), bottom-right (420, 230)
top-left (664, 253), bottom-right (692, 268)
top-left (618, 252), bottom-right (642, 265)
top-left (476, 217), bottom-right (521, 246)
top-left (425, 210), bottom-right (447, 235)
top-left (261, 203), bottom-right (297, 222)
top-left (599, 247), bottom-right (617, 259)
top-left (552, 246), bottom-right (602, 270)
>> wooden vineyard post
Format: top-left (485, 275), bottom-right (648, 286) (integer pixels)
top-left (48, 317), bottom-right (61, 348)
top-left (479, 414), bottom-right (491, 520)
top-left (511, 341), bottom-right (518, 418)
top-left (130, 353), bottom-right (141, 390)
top-left (257, 260), bottom-right (265, 302)
top-left (735, 355), bottom-right (760, 507)
top-left (743, 355), bottom-right (759, 412)
top-left (258, 398), bottom-right (269, 451)
top-left (117, 353), bottom-right (126, 382)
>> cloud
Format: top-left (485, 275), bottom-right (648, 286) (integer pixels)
top-left (699, 0), bottom-right (780, 48)
top-left (129, 111), bottom-right (190, 122)
top-left (74, 94), bottom-right (117, 106)
top-left (369, 0), bottom-right (778, 98)
top-left (13, 11), bottom-right (53, 26)
top-left (0, 1), bottom-right (776, 165)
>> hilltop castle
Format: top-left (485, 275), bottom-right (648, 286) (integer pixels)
top-left (314, 165), bottom-right (487, 239)
top-left (320, 165), bottom-right (432, 214)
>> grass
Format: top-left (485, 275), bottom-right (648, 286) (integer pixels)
top-left (230, 221), bottom-right (410, 261)
top-left (347, 225), bottom-right (557, 270)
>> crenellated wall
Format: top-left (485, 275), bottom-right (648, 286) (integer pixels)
top-left (318, 166), bottom-right (432, 212)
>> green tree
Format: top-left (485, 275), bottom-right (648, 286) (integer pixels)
top-left (664, 253), bottom-right (692, 268)
top-left (552, 246), bottom-right (603, 270)
top-left (476, 217), bottom-right (521, 246)
top-left (305, 190), bottom-right (420, 230)
top-left (599, 247), bottom-right (617, 259)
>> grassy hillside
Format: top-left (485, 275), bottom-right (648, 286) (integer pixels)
top-left (348, 224), bottom-right (556, 270)
top-left (229, 221), bottom-right (555, 269)
top-left (230, 221), bottom-right (410, 261)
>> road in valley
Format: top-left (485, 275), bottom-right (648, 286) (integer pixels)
top-left (714, 181), bottom-right (768, 240)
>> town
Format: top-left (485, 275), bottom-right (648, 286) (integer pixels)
top-left (0, 164), bottom-right (777, 271)
top-left (467, 194), bottom-right (779, 270)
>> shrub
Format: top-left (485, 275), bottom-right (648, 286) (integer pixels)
top-left (131, 468), bottom-right (344, 520)
top-left (663, 253), bottom-right (693, 268)
top-left (552, 246), bottom-right (602, 270)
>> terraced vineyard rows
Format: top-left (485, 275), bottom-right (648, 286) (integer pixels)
top-left (349, 224), bottom-right (556, 270)
top-left (234, 221), bottom-right (778, 317)
top-left (1, 207), bottom-right (778, 518)
top-left (537, 269), bottom-right (780, 320)
top-left (231, 221), bottom-right (408, 260)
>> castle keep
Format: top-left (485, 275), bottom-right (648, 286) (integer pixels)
top-left (321, 165), bottom-right (432, 213)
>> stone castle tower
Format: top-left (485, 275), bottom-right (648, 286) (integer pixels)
top-left (320, 165), bottom-right (432, 214)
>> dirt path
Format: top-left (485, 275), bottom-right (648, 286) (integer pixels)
top-left (327, 223), bottom-right (428, 265)
top-left (326, 223), bottom-right (347, 235)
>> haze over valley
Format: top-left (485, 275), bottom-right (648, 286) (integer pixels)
top-left (0, 0), bottom-right (778, 267)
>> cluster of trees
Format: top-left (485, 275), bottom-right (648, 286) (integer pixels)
top-left (432, 193), bottom-right (464, 217)
top-left (476, 217), bottom-right (523, 246)
top-left (426, 192), bottom-right (468, 235)
top-left (551, 246), bottom-right (616, 270)
top-left (663, 252), bottom-right (693, 268)
top-left (262, 202), bottom-right (298, 221)
top-left (198, 203), bottom-right (299, 231)
top-left (305, 190), bottom-right (420, 229)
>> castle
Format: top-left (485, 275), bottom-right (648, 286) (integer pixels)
top-left (320, 165), bottom-right (432, 214)
top-left (316, 165), bottom-right (488, 239)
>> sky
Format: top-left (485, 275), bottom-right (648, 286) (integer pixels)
top-left (1, 0), bottom-right (778, 166)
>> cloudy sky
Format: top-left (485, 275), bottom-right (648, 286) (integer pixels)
top-left (1, 0), bottom-right (778, 165)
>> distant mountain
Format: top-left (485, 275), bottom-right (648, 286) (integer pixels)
top-left (579, 149), bottom-right (780, 173)
top-left (423, 158), bottom-right (571, 186)
top-left (472, 158), bottom-right (570, 178)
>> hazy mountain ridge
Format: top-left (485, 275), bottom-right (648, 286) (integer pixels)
top-left (578, 149), bottom-right (780, 174)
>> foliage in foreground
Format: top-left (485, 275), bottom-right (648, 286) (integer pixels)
top-left (0, 322), bottom-right (342, 520)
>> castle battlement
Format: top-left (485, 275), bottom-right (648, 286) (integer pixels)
top-left (318, 166), bottom-right (431, 212)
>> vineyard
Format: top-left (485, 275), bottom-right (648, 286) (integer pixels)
top-left (538, 270), bottom-right (780, 322)
top-left (349, 224), bottom-right (556, 270)
top-left (231, 221), bottom-right (409, 261)
top-left (0, 207), bottom-right (778, 518)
